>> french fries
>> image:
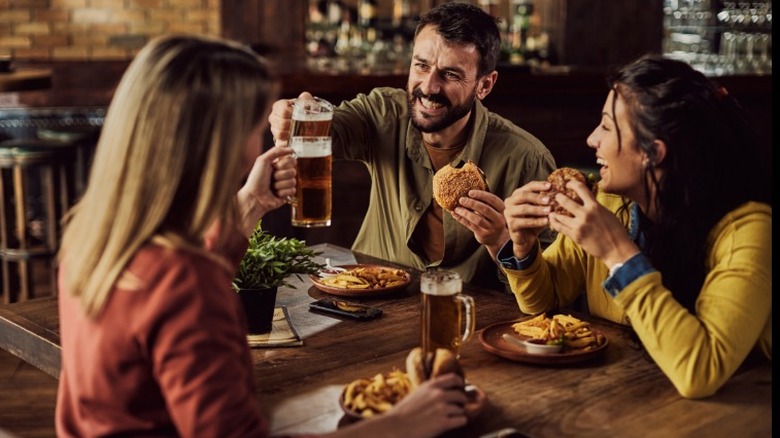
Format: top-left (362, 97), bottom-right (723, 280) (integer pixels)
top-left (341, 369), bottom-right (412, 417)
top-left (320, 266), bottom-right (408, 290)
top-left (512, 313), bottom-right (605, 351)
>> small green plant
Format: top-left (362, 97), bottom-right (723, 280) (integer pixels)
top-left (233, 224), bottom-right (325, 290)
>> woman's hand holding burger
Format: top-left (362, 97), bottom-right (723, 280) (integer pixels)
top-left (547, 180), bottom-right (640, 270)
top-left (504, 179), bottom-right (555, 259)
top-left (356, 348), bottom-right (468, 438)
top-left (504, 168), bottom-right (595, 260)
top-left (505, 167), bottom-right (640, 270)
top-left (385, 373), bottom-right (468, 437)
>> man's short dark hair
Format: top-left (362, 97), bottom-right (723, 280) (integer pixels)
top-left (415, 2), bottom-right (502, 77)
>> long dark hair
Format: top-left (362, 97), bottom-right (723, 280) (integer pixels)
top-left (609, 54), bottom-right (771, 312)
top-left (415, 2), bottom-right (501, 77)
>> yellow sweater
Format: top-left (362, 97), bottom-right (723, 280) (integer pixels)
top-left (503, 192), bottom-right (772, 399)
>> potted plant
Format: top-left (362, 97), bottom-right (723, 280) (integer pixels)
top-left (233, 223), bottom-right (324, 334)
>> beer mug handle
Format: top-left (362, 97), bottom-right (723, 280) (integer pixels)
top-left (457, 294), bottom-right (476, 343)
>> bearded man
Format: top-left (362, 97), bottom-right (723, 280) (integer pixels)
top-left (269, 2), bottom-right (555, 291)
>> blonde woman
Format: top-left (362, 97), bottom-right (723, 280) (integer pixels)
top-left (56, 34), bottom-right (468, 438)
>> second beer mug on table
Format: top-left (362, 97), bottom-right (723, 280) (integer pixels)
top-left (420, 270), bottom-right (475, 359)
top-left (289, 96), bottom-right (334, 228)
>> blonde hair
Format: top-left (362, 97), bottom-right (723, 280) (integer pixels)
top-left (58, 34), bottom-right (279, 318)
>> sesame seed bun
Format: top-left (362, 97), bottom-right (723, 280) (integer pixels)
top-left (433, 160), bottom-right (489, 212)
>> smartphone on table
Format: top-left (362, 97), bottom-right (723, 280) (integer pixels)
top-left (309, 298), bottom-right (382, 321)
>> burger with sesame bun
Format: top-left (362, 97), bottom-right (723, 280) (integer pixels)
top-left (432, 160), bottom-right (489, 212)
top-left (542, 167), bottom-right (596, 216)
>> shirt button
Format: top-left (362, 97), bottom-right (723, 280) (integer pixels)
top-left (414, 204), bottom-right (423, 212)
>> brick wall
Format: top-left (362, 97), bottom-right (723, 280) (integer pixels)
top-left (0, 0), bottom-right (221, 60)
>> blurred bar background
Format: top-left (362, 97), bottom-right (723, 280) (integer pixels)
top-left (0, 0), bottom-right (772, 301)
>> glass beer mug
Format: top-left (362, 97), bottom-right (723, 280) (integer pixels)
top-left (289, 96), bottom-right (334, 228)
top-left (420, 270), bottom-right (476, 358)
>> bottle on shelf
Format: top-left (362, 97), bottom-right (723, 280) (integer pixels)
top-left (507, 0), bottom-right (534, 65)
top-left (358, 0), bottom-right (378, 29)
top-left (393, 0), bottom-right (412, 27)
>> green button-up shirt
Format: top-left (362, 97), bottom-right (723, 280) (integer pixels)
top-left (332, 87), bottom-right (556, 290)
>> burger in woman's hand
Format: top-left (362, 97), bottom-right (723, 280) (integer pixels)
top-left (543, 167), bottom-right (596, 216)
top-left (405, 347), bottom-right (464, 388)
top-left (405, 347), bottom-right (487, 420)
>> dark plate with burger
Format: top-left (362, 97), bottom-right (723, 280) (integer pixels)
top-left (338, 348), bottom-right (487, 423)
top-left (479, 320), bottom-right (609, 365)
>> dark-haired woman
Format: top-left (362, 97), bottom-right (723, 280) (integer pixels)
top-left (500, 54), bottom-right (771, 399)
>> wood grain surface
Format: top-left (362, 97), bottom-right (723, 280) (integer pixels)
top-left (0, 243), bottom-right (771, 438)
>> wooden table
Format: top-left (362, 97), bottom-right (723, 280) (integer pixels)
top-left (0, 68), bottom-right (53, 92)
top-left (0, 243), bottom-right (772, 437)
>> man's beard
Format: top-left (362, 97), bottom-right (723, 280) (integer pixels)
top-left (407, 87), bottom-right (477, 133)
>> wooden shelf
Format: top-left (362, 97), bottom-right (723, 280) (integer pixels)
top-left (0, 68), bottom-right (52, 92)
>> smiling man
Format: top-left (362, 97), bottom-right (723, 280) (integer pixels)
top-left (269, 2), bottom-right (555, 291)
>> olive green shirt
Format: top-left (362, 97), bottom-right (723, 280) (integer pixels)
top-left (332, 87), bottom-right (556, 290)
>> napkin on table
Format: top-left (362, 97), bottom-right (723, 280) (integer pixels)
top-left (246, 306), bottom-right (303, 348)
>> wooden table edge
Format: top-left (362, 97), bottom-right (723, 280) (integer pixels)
top-left (0, 305), bottom-right (61, 379)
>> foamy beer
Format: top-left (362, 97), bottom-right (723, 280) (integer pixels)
top-left (420, 270), bottom-right (475, 358)
top-left (290, 136), bottom-right (332, 227)
top-left (289, 96), bottom-right (334, 227)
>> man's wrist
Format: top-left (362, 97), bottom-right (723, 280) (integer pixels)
top-left (486, 230), bottom-right (511, 261)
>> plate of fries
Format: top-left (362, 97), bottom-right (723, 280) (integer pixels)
top-left (309, 264), bottom-right (412, 298)
top-left (339, 369), bottom-right (413, 420)
top-left (479, 313), bottom-right (608, 364)
top-left (339, 369), bottom-right (487, 423)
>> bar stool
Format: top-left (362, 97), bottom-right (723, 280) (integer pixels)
top-left (37, 125), bottom-right (99, 197)
top-left (0, 138), bottom-right (78, 303)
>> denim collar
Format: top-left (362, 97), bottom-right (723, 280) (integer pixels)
top-left (628, 203), bottom-right (647, 249)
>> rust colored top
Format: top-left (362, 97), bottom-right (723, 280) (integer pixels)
top-left (55, 226), bottom-right (277, 437)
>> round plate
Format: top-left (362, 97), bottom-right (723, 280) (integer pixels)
top-left (309, 264), bottom-right (412, 298)
top-left (479, 319), bottom-right (608, 365)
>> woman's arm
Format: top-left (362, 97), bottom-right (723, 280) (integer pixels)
top-left (615, 205), bottom-right (772, 398)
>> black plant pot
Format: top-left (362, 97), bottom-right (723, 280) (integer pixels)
top-left (237, 286), bottom-right (278, 334)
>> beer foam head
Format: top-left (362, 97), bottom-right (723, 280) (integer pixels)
top-left (290, 136), bottom-right (331, 158)
top-left (292, 97), bottom-right (334, 121)
top-left (421, 270), bottom-right (462, 296)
